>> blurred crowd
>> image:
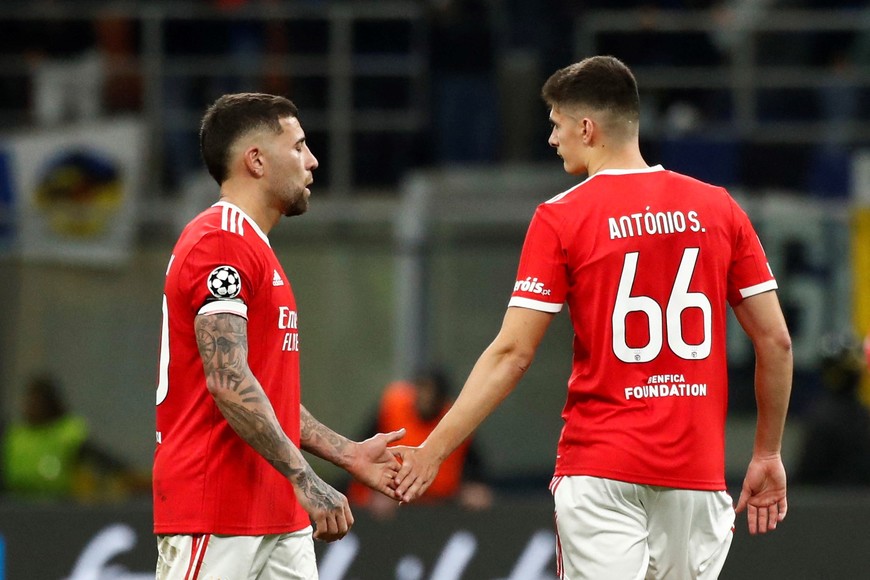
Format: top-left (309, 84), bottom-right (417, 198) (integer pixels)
top-left (0, 0), bottom-right (868, 194)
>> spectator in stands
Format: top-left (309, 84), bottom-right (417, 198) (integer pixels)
top-left (1, 373), bottom-right (146, 501)
top-left (347, 368), bottom-right (493, 519)
top-left (794, 332), bottom-right (870, 486)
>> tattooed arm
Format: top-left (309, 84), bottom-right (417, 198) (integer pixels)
top-left (300, 405), bottom-right (404, 498)
top-left (195, 311), bottom-right (352, 542)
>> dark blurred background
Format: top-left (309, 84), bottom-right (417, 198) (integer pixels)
top-left (0, 1), bottom-right (869, 578)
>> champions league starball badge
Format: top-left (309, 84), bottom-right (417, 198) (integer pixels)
top-left (207, 265), bottom-right (242, 299)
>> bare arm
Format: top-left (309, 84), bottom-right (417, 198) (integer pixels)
top-left (300, 405), bottom-right (404, 498)
top-left (731, 290), bottom-right (793, 534)
top-left (195, 312), bottom-right (352, 541)
top-left (394, 307), bottom-right (555, 501)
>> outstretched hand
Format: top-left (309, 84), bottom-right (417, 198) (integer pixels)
top-left (346, 428), bottom-right (406, 499)
top-left (391, 444), bottom-right (443, 503)
top-left (735, 454), bottom-right (788, 535)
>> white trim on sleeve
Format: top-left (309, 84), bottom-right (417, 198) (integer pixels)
top-left (198, 300), bottom-right (248, 319)
top-left (739, 279), bottom-right (778, 299)
top-left (508, 296), bottom-right (563, 313)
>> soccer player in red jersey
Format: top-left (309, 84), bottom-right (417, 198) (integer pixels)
top-left (153, 93), bottom-right (404, 579)
top-left (393, 56), bottom-right (793, 579)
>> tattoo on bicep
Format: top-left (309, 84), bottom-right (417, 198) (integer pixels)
top-left (196, 313), bottom-right (249, 392)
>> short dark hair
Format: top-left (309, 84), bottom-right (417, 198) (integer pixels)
top-left (199, 93), bottom-right (299, 184)
top-left (542, 56), bottom-right (640, 128)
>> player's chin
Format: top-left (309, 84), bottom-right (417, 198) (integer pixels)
top-left (284, 187), bottom-right (311, 217)
top-left (564, 161), bottom-right (585, 176)
top-left (284, 196), bottom-right (309, 217)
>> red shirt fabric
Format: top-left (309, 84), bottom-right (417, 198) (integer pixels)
top-left (509, 166), bottom-right (777, 491)
top-left (154, 201), bottom-right (309, 535)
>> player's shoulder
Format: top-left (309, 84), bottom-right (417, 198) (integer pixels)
top-left (181, 203), bottom-right (268, 247)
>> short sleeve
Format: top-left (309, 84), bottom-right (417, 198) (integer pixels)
top-left (180, 229), bottom-right (265, 318)
top-left (508, 206), bottom-right (568, 313)
top-left (727, 198), bottom-right (777, 305)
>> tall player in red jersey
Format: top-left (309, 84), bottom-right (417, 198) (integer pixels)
top-left (154, 93), bottom-right (405, 579)
top-left (393, 56), bottom-right (793, 579)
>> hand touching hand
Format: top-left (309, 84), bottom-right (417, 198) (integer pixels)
top-left (345, 428), bottom-right (406, 499)
top-left (391, 444), bottom-right (443, 503)
top-left (736, 454), bottom-right (788, 535)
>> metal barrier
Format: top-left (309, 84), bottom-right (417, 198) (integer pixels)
top-left (0, 1), bottom-right (428, 197)
top-left (576, 7), bottom-right (870, 143)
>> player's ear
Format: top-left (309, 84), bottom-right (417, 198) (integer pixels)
top-left (242, 146), bottom-right (265, 178)
top-left (580, 118), bottom-right (595, 145)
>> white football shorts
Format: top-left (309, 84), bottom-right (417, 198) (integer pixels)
top-left (551, 476), bottom-right (734, 580)
top-left (156, 526), bottom-right (317, 580)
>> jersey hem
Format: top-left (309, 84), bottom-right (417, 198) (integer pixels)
top-left (153, 520), bottom-right (311, 536)
top-left (553, 466), bottom-right (726, 492)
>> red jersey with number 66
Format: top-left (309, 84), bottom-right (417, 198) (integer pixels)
top-left (509, 166), bottom-right (776, 491)
top-left (153, 201), bottom-right (310, 535)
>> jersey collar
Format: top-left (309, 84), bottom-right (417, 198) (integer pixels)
top-left (213, 201), bottom-right (271, 246)
top-left (593, 164), bottom-right (665, 177)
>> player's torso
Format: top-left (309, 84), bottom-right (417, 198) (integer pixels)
top-left (160, 205), bottom-right (301, 435)
top-left (154, 203), bottom-right (306, 533)
top-left (552, 170), bottom-right (736, 488)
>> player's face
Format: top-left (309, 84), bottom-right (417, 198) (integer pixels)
top-left (267, 116), bottom-right (319, 217)
top-left (548, 107), bottom-right (587, 175)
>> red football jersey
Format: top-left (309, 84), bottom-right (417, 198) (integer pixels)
top-left (154, 201), bottom-right (309, 534)
top-left (509, 166), bottom-right (777, 491)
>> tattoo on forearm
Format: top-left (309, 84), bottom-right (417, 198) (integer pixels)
top-left (197, 313), bottom-right (297, 470)
top-left (195, 313), bottom-right (342, 510)
top-left (300, 406), bottom-right (349, 460)
top-left (290, 463), bottom-right (344, 511)
top-left (215, 398), bottom-right (297, 471)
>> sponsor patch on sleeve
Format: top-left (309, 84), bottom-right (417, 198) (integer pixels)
top-left (207, 265), bottom-right (242, 299)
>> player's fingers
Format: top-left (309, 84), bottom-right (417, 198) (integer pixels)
top-left (312, 515), bottom-right (328, 541)
top-left (766, 502), bottom-right (779, 532)
top-left (777, 497), bottom-right (788, 522)
top-left (395, 471), bottom-right (418, 500)
top-left (391, 446), bottom-right (409, 466)
top-left (746, 504), bottom-right (758, 535)
top-left (734, 494), bottom-right (746, 514)
top-left (394, 456), bottom-right (416, 489)
top-left (383, 428), bottom-right (406, 444)
top-left (345, 503), bottom-right (355, 530)
top-left (403, 476), bottom-right (428, 503)
top-left (322, 512), bottom-right (343, 542)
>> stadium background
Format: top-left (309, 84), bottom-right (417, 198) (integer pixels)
top-left (0, 1), bottom-right (869, 578)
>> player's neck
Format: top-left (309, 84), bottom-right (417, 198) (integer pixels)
top-left (218, 182), bottom-right (280, 235)
top-left (586, 143), bottom-right (647, 176)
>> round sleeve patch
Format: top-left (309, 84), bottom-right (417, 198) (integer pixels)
top-left (207, 265), bottom-right (242, 299)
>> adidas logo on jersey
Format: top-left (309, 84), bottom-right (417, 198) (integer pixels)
top-left (272, 270), bottom-right (284, 286)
